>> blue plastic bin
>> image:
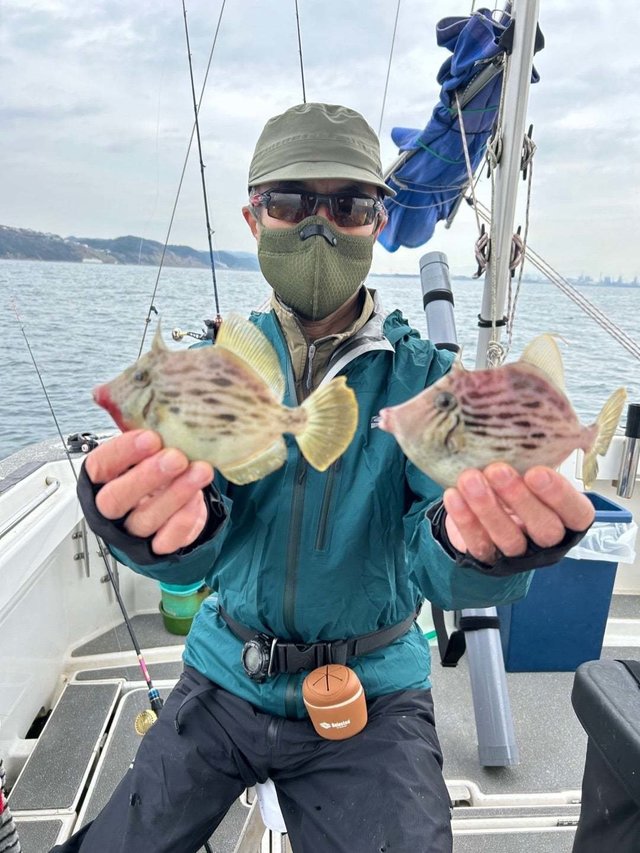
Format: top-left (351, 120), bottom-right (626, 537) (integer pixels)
top-left (498, 493), bottom-right (633, 672)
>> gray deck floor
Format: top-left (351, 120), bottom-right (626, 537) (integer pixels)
top-left (17, 608), bottom-right (638, 852)
top-left (13, 816), bottom-right (74, 852)
top-left (71, 613), bottom-right (183, 657)
top-left (77, 688), bottom-right (250, 853)
top-left (71, 611), bottom-right (638, 798)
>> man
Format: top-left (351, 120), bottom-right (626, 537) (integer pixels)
top-left (56, 103), bottom-right (594, 853)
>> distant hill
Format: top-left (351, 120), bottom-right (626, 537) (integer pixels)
top-left (0, 225), bottom-right (259, 271)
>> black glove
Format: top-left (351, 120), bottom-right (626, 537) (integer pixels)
top-left (426, 499), bottom-right (592, 578)
top-left (76, 462), bottom-right (227, 566)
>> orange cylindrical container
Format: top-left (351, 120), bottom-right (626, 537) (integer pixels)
top-left (302, 664), bottom-right (368, 740)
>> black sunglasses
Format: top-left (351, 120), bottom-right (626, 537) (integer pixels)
top-left (250, 189), bottom-right (386, 228)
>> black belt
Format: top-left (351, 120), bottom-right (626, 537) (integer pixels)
top-left (219, 604), bottom-right (420, 681)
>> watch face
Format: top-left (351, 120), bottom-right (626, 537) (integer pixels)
top-left (243, 643), bottom-right (263, 674)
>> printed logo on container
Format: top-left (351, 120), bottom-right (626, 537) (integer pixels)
top-left (319, 720), bottom-right (351, 729)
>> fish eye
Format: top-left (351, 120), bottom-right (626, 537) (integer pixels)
top-left (133, 369), bottom-right (150, 384)
top-left (434, 391), bottom-right (457, 412)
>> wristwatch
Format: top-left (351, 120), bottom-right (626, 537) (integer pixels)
top-left (241, 634), bottom-right (277, 682)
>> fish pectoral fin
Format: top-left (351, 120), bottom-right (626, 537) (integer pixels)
top-left (215, 313), bottom-right (285, 401)
top-left (217, 438), bottom-right (288, 485)
top-left (518, 334), bottom-right (566, 392)
top-left (295, 376), bottom-right (358, 471)
top-left (444, 416), bottom-right (465, 453)
top-left (581, 386), bottom-right (628, 489)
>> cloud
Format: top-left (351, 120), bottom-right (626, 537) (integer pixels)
top-left (1, 0), bottom-right (639, 277)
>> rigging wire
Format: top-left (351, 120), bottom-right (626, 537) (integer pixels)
top-left (138, 0), bottom-right (227, 358)
top-left (505, 130), bottom-right (536, 352)
top-left (181, 0), bottom-right (222, 331)
top-left (294, 0), bottom-right (307, 103)
top-left (470, 199), bottom-right (640, 362)
top-left (455, 91), bottom-right (484, 238)
top-left (10, 301), bottom-right (165, 728)
top-left (378, 0), bottom-right (402, 138)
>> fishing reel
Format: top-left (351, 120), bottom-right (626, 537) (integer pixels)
top-left (67, 432), bottom-right (99, 454)
top-left (134, 709), bottom-right (158, 736)
top-left (172, 318), bottom-right (220, 343)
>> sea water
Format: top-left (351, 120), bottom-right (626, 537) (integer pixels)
top-left (1, 259), bottom-right (639, 461)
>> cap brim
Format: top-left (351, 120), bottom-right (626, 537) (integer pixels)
top-left (250, 161), bottom-right (396, 197)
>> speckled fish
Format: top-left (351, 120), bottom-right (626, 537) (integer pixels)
top-left (378, 334), bottom-right (627, 489)
top-left (93, 313), bottom-right (358, 485)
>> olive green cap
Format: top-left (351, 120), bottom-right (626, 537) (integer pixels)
top-left (248, 102), bottom-right (395, 197)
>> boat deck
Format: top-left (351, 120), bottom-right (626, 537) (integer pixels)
top-left (7, 601), bottom-right (640, 851)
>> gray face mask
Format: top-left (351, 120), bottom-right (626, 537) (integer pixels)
top-left (257, 216), bottom-right (375, 321)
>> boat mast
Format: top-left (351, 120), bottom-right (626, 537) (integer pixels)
top-left (475, 0), bottom-right (540, 368)
top-left (460, 0), bottom-right (541, 768)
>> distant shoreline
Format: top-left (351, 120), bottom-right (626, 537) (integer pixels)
top-left (1, 226), bottom-right (637, 287)
top-left (2, 258), bottom-right (637, 289)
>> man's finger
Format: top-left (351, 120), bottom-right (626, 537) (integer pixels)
top-left (484, 463), bottom-right (566, 548)
top-left (455, 469), bottom-right (529, 558)
top-left (443, 487), bottom-right (497, 564)
top-left (523, 467), bottom-right (595, 532)
top-left (95, 448), bottom-right (189, 520)
top-left (125, 462), bottom-right (214, 538)
top-left (85, 430), bottom-right (163, 484)
top-left (151, 491), bottom-right (210, 555)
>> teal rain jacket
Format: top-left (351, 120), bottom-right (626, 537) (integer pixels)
top-left (113, 298), bottom-right (532, 719)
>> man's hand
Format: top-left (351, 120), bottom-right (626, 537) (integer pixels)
top-left (443, 463), bottom-right (595, 564)
top-left (85, 430), bottom-right (214, 555)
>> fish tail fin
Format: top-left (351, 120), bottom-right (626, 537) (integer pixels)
top-left (295, 377), bottom-right (358, 471)
top-left (582, 387), bottom-right (627, 488)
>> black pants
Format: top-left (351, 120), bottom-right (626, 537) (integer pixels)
top-left (52, 667), bottom-right (452, 853)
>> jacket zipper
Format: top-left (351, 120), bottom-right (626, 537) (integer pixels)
top-left (271, 311), bottom-right (393, 719)
top-left (315, 457), bottom-right (342, 550)
top-left (284, 336), bottom-right (317, 636)
top-left (305, 342), bottom-right (317, 391)
top-left (283, 457), bottom-right (307, 638)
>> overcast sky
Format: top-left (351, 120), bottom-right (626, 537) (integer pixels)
top-left (2, 0), bottom-right (639, 279)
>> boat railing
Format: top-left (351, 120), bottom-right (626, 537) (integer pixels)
top-left (0, 477), bottom-right (60, 540)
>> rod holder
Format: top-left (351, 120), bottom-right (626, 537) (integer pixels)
top-left (420, 251), bottom-right (460, 352)
top-left (418, 250), bottom-right (519, 766)
top-left (617, 403), bottom-right (640, 499)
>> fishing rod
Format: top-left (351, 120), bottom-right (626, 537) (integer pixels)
top-left (138, 0), bottom-right (227, 358)
top-left (11, 302), bottom-right (164, 735)
top-left (181, 0), bottom-right (223, 338)
top-left (294, 0), bottom-right (307, 103)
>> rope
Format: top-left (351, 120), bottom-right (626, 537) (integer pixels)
top-left (378, 0), bottom-right (402, 137)
top-left (294, 0), bottom-right (306, 103)
top-left (486, 339), bottom-right (507, 367)
top-left (455, 91), bottom-right (484, 237)
top-left (473, 225), bottom-right (490, 278)
top-left (455, 57), bottom-right (509, 363)
top-left (506, 132), bottom-right (537, 351)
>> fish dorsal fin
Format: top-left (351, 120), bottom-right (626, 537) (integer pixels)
top-left (216, 313), bottom-right (285, 400)
top-left (452, 347), bottom-right (466, 371)
top-left (518, 334), bottom-right (566, 393)
top-left (151, 319), bottom-right (168, 354)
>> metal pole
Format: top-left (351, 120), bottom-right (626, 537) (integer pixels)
top-left (421, 250), bottom-right (519, 766)
top-left (475, 0), bottom-right (541, 367)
